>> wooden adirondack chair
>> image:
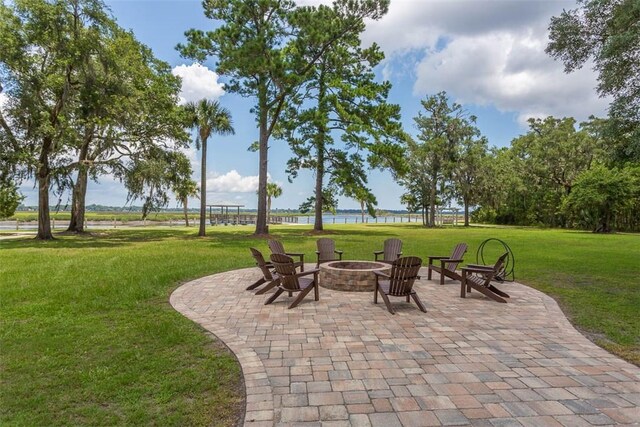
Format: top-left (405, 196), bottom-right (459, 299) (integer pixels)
top-left (460, 252), bottom-right (510, 303)
top-left (268, 239), bottom-right (304, 271)
top-left (248, 248), bottom-right (280, 295)
top-left (316, 238), bottom-right (343, 267)
top-left (373, 238), bottom-right (403, 264)
top-left (373, 256), bottom-right (427, 314)
top-left (266, 254), bottom-right (319, 309)
top-left (427, 243), bottom-right (468, 285)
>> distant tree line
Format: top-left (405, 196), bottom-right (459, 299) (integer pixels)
top-left (400, 95), bottom-right (639, 232)
top-left (400, 0), bottom-right (639, 233)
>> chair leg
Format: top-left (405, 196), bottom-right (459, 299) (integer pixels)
top-left (471, 283), bottom-right (507, 303)
top-left (406, 295), bottom-right (410, 303)
top-left (460, 280), bottom-right (466, 298)
top-left (440, 271), bottom-right (445, 286)
top-left (378, 290), bottom-right (395, 314)
top-left (289, 286), bottom-right (313, 309)
top-left (488, 284), bottom-right (510, 298)
top-left (246, 277), bottom-right (266, 290)
top-left (373, 282), bottom-right (378, 304)
top-left (255, 279), bottom-right (279, 295)
top-left (427, 265), bottom-right (432, 280)
top-left (314, 280), bottom-right (319, 301)
top-left (265, 288), bottom-right (284, 305)
top-left (411, 292), bottom-right (428, 313)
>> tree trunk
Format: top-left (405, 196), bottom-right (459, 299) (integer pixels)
top-left (313, 169), bottom-right (323, 231)
top-left (360, 200), bottom-right (365, 224)
top-left (67, 167), bottom-right (88, 232)
top-left (267, 196), bottom-right (272, 225)
top-left (68, 132), bottom-right (92, 233)
top-left (255, 79), bottom-right (269, 235)
top-left (313, 70), bottom-right (327, 232)
top-left (428, 180), bottom-right (437, 228)
top-left (183, 198), bottom-right (189, 227)
top-left (68, 178), bottom-right (79, 232)
top-left (463, 196), bottom-right (470, 227)
top-left (199, 135), bottom-right (207, 237)
top-left (36, 138), bottom-right (53, 240)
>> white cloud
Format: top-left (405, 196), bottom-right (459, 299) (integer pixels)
top-left (363, 0), bottom-right (574, 54)
top-left (172, 63), bottom-right (225, 105)
top-left (412, 30), bottom-right (610, 123)
top-left (358, 0), bottom-right (610, 124)
top-left (206, 170), bottom-right (262, 193)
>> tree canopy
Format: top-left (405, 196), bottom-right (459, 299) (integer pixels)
top-left (547, 0), bottom-right (640, 162)
top-left (278, 0), bottom-right (403, 231)
top-left (0, 0), bottom-right (189, 237)
top-left (178, 0), bottom-right (390, 234)
top-left (401, 92), bottom-right (482, 227)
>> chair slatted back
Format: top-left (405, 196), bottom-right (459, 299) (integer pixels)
top-left (481, 252), bottom-right (509, 286)
top-left (387, 256), bottom-right (422, 296)
top-left (268, 239), bottom-right (285, 255)
top-left (445, 243), bottom-right (468, 272)
top-left (250, 247), bottom-right (273, 280)
top-left (316, 238), bottom-right (335, 261)
top-left (383, 238), bottom-right (403, 262)
top-left (270, 253), bottom-right (301, 291)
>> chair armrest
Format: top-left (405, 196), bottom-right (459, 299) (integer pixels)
top-left (397, 252), bottom-right (403, 258)
top-left (374, 251), bottom-right (383, 261)
top-left (286, 253), bottom-right (305, 265)
top-left (294, 268), bottom-right (320, 278)
top-left (335, 250), bottom-right (343, 255)
top-left (462, 266), bottom-right (494, 273)
top-left (373, 270), bottom-right (390, 278)
top-left (315, 251), bottom-right (320, 255)
top-left (428, 255), bottom-right (449, 261)
top-left (466, 263), bottom-right (491, 268)
top-left (440, 258), bottom-right (464, 264)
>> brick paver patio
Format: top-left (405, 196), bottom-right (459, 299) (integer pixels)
top-left (170, 266), bottom-right (640, 426)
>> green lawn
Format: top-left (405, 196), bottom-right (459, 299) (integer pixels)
top-left (1, 224), bottom-right (638, 425)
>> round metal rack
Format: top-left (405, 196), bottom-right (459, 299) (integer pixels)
top-left (476, 238), bottom-right (515, 282)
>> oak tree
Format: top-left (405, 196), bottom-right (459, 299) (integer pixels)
top-left (547, 0), bottom-right (640, 161)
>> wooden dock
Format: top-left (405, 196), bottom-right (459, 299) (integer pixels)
top-left (209, 214), bottom-right (298, 225)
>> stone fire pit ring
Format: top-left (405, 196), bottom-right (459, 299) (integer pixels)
top-left (319, 260), bottom-right (391, 292)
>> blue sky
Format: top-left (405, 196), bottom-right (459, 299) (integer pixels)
top-left (17, 0), bottom-right (609, 211)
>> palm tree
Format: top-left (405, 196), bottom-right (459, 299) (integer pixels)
top-left (266, 182), bottom-right (283, 224)
top-left (173, 179), bottom-right (199, 227)
top-left (184, 100), bottom-right (234, 236)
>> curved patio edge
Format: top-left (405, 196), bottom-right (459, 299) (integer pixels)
top-left (171, 266), bottom-right (640, 427)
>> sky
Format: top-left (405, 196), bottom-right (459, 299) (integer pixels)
top-left (17, 0), bottom-right (610, 211)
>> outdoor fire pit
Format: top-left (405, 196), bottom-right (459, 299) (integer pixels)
top-left (319, 260), bottom-right (391, 292)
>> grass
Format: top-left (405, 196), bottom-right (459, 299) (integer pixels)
top-left (1, 224), bottom-right (638, 425)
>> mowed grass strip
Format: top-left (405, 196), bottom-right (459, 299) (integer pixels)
top-left (1, 225), bottom-right (638, 425)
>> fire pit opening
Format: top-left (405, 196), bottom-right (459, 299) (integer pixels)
top-left (319, 260), bottom-right (391, 292)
